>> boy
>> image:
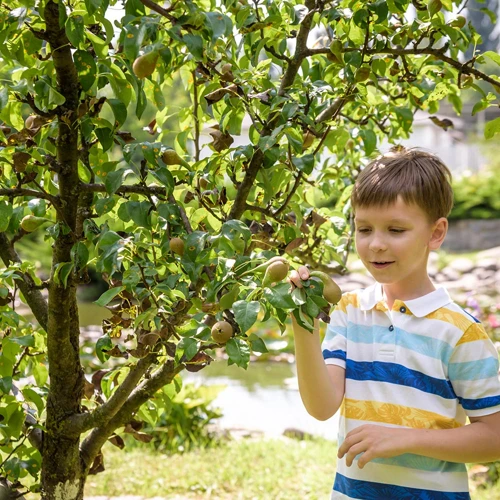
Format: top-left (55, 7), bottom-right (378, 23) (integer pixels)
top-left (289, 147), bottom-right (500, 499)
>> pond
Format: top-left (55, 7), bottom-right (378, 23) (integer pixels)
top-left (77, 302), bottom-right (339, 441)
top-left (183, 360), bottom-right (339, 441)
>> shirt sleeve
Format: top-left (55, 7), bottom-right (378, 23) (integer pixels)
top-left (321, 294), bottom-right (349, 369)
top-left (448, 322), bottom-right (500, 418)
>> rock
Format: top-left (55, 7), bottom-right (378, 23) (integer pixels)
top-left (472, 268), bottom-right (495, 281)
top-left (441, 268), bottom-right (461, 282)
top-left (477, 246), bottom-right (500, 261)
top-left (450, 274), bottom-right (479, 291)
top-left (476, 257), bottom-right (498, 272)
top-left (448, 257), bottom-right (475, 274)
top-left (283, 427), bottom-right (316, 440)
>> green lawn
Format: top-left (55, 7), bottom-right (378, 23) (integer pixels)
top-left (84, 437), bottom-right (500, 499)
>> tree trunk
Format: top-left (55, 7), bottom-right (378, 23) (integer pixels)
top-left (40, 1), bottom-right (86, 498)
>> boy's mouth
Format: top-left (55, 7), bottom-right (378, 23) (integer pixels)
top-left (371, 261), bottom-right (394, 269)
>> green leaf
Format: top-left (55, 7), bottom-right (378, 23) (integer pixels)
top-left (85, 0), bottom-right (102, 16)
top-left (226, 338), bottom-right (251, 368)
top-left (53, 262), bottom-right (74, 288)
top-left (263, 283), bottom-right (295, 309)
top-left (0, 201), bottom-right (13, 232)
top-left (73, 50), bottom-right (97, 91)
top-left (96, 335), bottom-right (113, 363)
top-left (292, 154), bottom-right (315, 174)
top-left (71, 242), bottom-right (89, 270)
top-left (482, 51), bottom-right (500, 66)
top-left (484, 117), bottom-right (500, 140)
top-left (360, 129), bottom-right (377, 155)
top-left (32, 362), bottom-right (48, 387)
top-left (94, 286), bottom-right (125, 307)
top-left (184, 34), bottom-right (203, 59)
top-left (107, 98), bottom-right (127, 127)
top-left (219, 284), bottom-right (240, 310)
top-left (205, 12), bottom-right (232, 41)
top-left (105, 169), bottom-right (127, 194)
top-left (233, 300), bottom-right (260, 334)
top-left (150, 167), bottom-right (174, 194)
top-left (95, 127), bottom-right (114, 152)
top-left (65, 15), bottom-right (85, 48)
top-left (249, 335), bottom-right (268, 354)
top-left (0, 354), bottom-right (13, 377)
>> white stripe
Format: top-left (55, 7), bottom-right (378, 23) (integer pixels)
top-left (345, 342), bottom-right (447, 377)
top-left (345, 379), bottom-right (467, 423)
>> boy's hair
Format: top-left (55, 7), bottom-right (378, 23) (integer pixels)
top-left (351, 146), bottom-right (453, 222)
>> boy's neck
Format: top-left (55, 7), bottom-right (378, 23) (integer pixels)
top-left (381, 275), bottom-right (436, 310)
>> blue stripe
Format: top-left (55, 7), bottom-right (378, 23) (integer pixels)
top-left (325, 323), bottom-right (347, 340)
top-left (323, 349), bottom-right (346, 361)
top-left (347, 322), bottom-right (454, 363)
top-left (449, 357), bottom-right (499, 381)
top-left (346, 360), bottom-right (457, 400)
top-left (459, 394), bottom-right (500, 411)
top-left (334, 473), bottom-right (470, 499)
top-left (462, 310), bottom-right (480, 323)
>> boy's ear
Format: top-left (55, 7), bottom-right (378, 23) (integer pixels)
top-left (429, 217), bottom-right (448, 250)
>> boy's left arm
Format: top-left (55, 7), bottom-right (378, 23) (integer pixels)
top-left (338, 411), bottom-right (500, 468)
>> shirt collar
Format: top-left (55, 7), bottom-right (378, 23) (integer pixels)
top-left (360, 283), bottom-right (452, 317)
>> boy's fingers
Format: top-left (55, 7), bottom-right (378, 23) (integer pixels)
top-left (288, 270), bottom-right (303, 288)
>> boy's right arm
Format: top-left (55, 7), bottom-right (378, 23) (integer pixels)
top-left (292, 314), bottom-right (345, 421)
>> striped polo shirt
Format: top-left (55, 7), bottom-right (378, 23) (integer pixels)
top-left (321, 283), bottom-right (500, 500)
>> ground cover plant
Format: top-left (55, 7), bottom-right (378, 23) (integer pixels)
top-left (1, 0), bottom-right (500, 498)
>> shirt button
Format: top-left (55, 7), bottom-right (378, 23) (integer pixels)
top-left (400, 306), bottom-right (406, 313)
top-left (389, 325), bottom-right (394, 332)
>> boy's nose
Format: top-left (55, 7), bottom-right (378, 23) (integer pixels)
top-left (368, 237), bottom-right (387, 252)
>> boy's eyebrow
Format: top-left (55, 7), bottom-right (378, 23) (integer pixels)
top-left (354, 218), bottom-right (411, 224)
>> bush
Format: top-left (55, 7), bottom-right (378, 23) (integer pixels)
top-left (450, 169), bottom-right (500, 220)
top-left (139, 382), bottom-right (227, 455)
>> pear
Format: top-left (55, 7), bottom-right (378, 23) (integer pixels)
top-left (211, 321), bottom-right (233, 343)
top-left (20, 215), bottom-right (51, 233)
top-left (132, 51), bottom-right (159, 79)
top-left (169, 237), bottom-right (184, 256)
top-left (262, 260), bottom-right (290, 287)
top-left (309, 271), bottom-right (342, 305)
top-left (162, 149), bottom-right (191, 169)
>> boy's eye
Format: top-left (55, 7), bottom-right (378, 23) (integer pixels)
top-left (356, 228), bottom-right (371, 233)
top-left (390, 228), bottom-right (406, 233)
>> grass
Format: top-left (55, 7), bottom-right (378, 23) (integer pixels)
top-left (85, 436), bottom-right (337, 499)
top-left (83, 437), bottom-right (500, 500)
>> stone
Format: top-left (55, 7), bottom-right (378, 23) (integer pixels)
top-left (476, 257), bottom-right (498, 272)
top-left (441, 268), bottom-right (461, 282)
top-left (448, 257), bottom-right (475, 274)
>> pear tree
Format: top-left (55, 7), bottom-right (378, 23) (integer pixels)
top-left (1, 0), bottom-right (500, 498)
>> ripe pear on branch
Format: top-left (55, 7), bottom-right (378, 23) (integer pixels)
top-left (132, 50), bottom-right (159, 79)
top-left (161, 149), bottom-right (192, 170)
top-left (20, 215), bottom-right (52, 233)
top-left (239, 256), bottom-right (289, 277)
top-left (211, 320), bottom-right (233, 343)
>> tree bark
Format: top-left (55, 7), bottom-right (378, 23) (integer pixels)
top-left (40, 2), bottom-right (86, 498)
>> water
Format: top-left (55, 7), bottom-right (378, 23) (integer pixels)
top-left (184, 360), bottom-right (339, 441)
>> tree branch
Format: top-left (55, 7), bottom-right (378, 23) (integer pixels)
top-left (0, 187), bottom-right (59, 203)
top-left (81, 183), bottom-right (168, 197)
top-left (80, 359), bottom-right (184, 469)
top-left (306, 45), bottom-right (500, 90)
top-left (139, 0), bottom-right (177, 22)
top-left (0, 233), bottom-right (48, 331)
top-left (63, 353), bottom-right (157, 436)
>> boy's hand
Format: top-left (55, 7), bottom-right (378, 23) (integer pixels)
top-left (337, 424), bottom-right (409, 469)
top-left (288, 265), bottom-right (310, 289)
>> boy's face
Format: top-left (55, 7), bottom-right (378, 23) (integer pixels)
top-left (354, 197), bottom-right (446, 294)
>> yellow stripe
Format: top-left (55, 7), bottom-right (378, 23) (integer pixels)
top-left (455, 322), bottom-right (490, 345)
top-left (341, 398), bottom-right (462, 429)
top-left (426, 308), bottom-right (473, 332)
top-left (336, 293), bottom-right (360, 313)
